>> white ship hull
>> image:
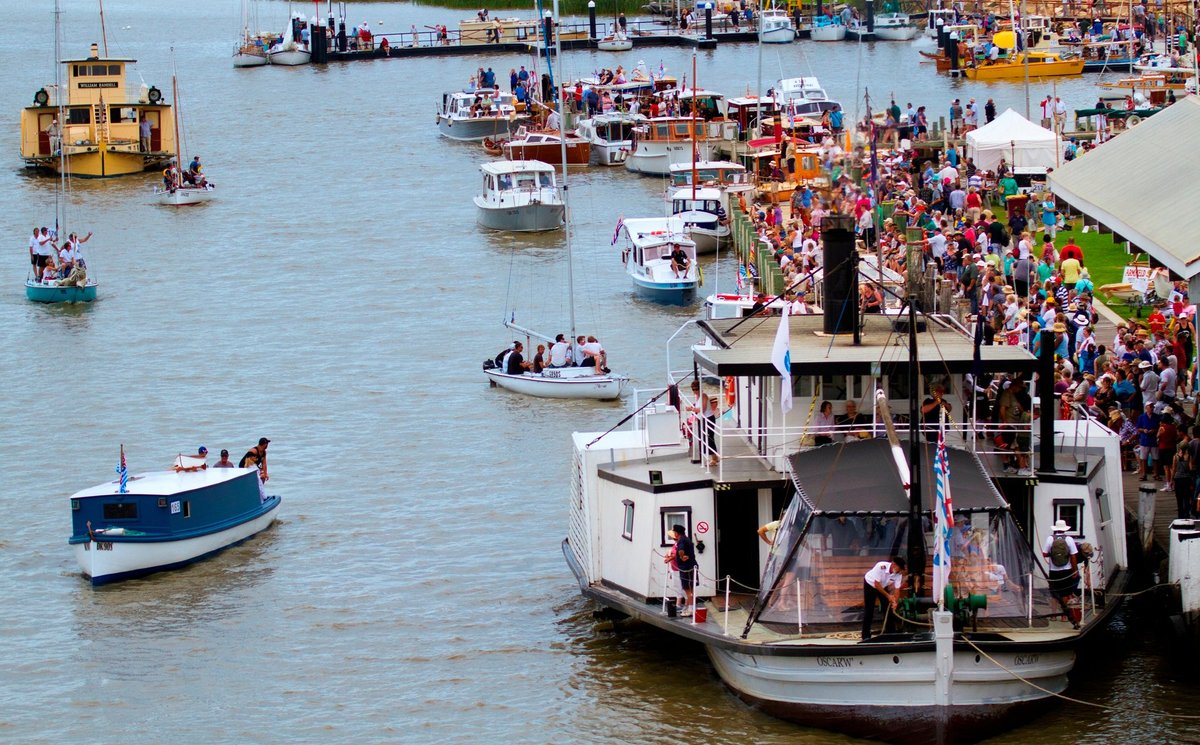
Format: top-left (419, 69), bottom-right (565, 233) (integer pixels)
top-left (485, 368), bottom-right (627, 400)
top-left (155, 184), bottom-right (216, 206)
top-left (625, 142), bottom-right (718, 176)
top-left (810, 24), bottom-right (847, 41)
top-left (268, 49), bottom-right (310, 66)
top-left (74, 498), bottom-right (281, 584)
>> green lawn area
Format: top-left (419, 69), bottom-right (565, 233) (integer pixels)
top-left (992, 201), bottom-right (1146, 319)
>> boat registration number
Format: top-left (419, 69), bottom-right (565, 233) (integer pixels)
top-left (85, 541), bottom-right (114, 551)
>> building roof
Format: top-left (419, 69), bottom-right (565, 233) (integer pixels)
top-left (694, 313), bottom-right (1038, 377)
top-left (1048, 96), bottom-right (1200, 279)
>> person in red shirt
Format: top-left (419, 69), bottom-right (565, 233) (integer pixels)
top-left (1147, 308), bottom-right (1166, 336)
top-left (1059, 237), bottom-right (1084, 264)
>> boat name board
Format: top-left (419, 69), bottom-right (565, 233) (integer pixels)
top-left (83, 541), bottom-right (114, 551)
top-left (816, 656), bottom-right (855, 668)
top-left (78, 82), bottom-right (119, 89)
top-left (1013, 654), bottom-right (1040, 666)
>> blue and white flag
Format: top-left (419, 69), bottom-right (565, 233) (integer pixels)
top-left (117, 445), bottom-right (128, 494)
top-left (611, 217), bottom-right (624, 246)
top-left (772, 306), bottom-right (792, 413)
top-left (932, 431), bottom-right (955, 607)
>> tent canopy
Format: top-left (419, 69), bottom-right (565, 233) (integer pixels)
top-left (1049, 97), bottom-right (1200, 281)
top-left (965, 108), bottom-right (1060, 174)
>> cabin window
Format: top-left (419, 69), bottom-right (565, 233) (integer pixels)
top-left (621, 500), bottom-right (635, 541)
top-left (109, 64), bottom-right (121, 75)
top-left (886, 375), bottom-right (909, 403)
top-left (74, 64), bottom-right (87, 77)
top-left (183, 501), bottom-right (191, 519)
top-left (103, 502), bottom-right (138, 520)
top-left (672, 123), bottom-right (690, 138)
top-left (819, 374), bottom-right (848, 402)
top-left (538, 173), bottom-right (552, 188)
top-left (654, 124), bottom-right (669, 138)
top-left (1053, 500), bottom-right (1085, 539)
top-left (661, 507), bottom-right (691, 547)
top-left (90, 64), bottom-right (108, 76)
top-left (67, 107), bottom-right (90, 125)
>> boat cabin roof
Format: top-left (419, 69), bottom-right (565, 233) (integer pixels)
top-left (694, 313), bottom-right (1039, 377)
top-left (621, 216), bottom-right (695, 248)
top-left (70, 466), bottom-right (255, 499)
top-left (669, 160), bottom-right (745, 173)
top-left (62, 56), bottom-right (135, 63)
top-left (671, 187), bottom-right (723, 200)
top-left (777, 77), bottom-right (827, 99)
top-left (789, 439), bottom-right (1007, 515)
top-left (480, 159), bottom-right (556, 176)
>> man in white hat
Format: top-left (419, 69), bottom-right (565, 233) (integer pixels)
top-left (1042, 519), bottom-right (1080, 628)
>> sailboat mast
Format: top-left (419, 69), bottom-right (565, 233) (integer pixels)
top-left (171, 59), bottom-right (182, 170)
top-left (756, 5), bottom-right (764, 136)
top-left (905, 296), bottom-right (926, 593)
top-left (550, 0), bottom-right (577, 343)
top-left (691, 51), bottom-right (698, 200)
top-left (98, 0), bottom-right (109, 57)
top-left (55, 0), bottom-right (67, 234)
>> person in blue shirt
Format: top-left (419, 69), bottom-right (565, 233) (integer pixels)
top-left (829, 106), bottom-right (844, 133)
top-left (1135, 403), bottom-right (1160, 480)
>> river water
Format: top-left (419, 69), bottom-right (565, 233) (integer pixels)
top-left (2, 1), bottom-right (1197, 742)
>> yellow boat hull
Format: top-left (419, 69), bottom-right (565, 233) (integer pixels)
top-left (963, 59), bottom-right (1085, 80)
top-left (23, 145), bottom-right (170, 178)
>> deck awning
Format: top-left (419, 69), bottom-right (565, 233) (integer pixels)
top-left (1049, 97), bottom-right (1200, 280)
top-left (787, 439), bottom-right (1007, 514)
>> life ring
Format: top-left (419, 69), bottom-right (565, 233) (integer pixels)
top-left (724, 376), bottom-right (736, 407)
top-left (1126, 115), bottom-right (1142, 126)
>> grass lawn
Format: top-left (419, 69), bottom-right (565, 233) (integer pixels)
top-left (992, 201), bottom-right (1146, 319)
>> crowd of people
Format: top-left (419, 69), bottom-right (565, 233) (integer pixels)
top-left (27, 225), bottom-right (91, 286)
top-left (493, 333), bottom-right (611, 375)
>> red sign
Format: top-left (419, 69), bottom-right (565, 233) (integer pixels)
top-left (696, 521), bottom-right (710, 534)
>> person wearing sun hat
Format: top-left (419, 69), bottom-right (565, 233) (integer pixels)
top-left (1042, 518), bottom-right (1080, 626)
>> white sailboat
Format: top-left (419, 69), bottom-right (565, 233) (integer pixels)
top-left (268, 12), bottom-right (311, 66)
top-left (482, 2), bottom-right (628, 401)
top-left (26, 0), bottom-right (98, 304)
top-left (153, 55), bottom-right (215, 206)
top-left (233, 0), bottom-right (269, 67)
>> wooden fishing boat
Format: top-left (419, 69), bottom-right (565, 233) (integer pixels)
top-left (963, 51), bottom-right (1084, 80)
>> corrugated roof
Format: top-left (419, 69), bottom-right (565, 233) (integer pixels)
top-left (1048, 96), bottom-right (1200, 277)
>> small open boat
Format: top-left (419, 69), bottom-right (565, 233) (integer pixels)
top-left (598, 29), bottom-right (633, 51)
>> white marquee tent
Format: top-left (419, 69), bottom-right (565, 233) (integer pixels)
top-left (965, 108), bottom-right (1060, 174)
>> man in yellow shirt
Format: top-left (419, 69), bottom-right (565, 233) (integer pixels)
top-left (1060, 254), bottom-right (1082, 291)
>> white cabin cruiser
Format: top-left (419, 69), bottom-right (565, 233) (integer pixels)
top-left (759, 9), bottom-right (797, 43)
top-left (576, 112), bottom-right (645, 166)
top-left (625, 117), bottom-right (733, 176)
top-left (670, 187), bottom-right (727, 254)
top-left (437, 88), bottom-right (528, 142)
top-left (874, 12), bottom-right (919, 40)
top-left (809, 14), bottom-right (847, 41)
top-left (474, 160), bottom-right (564, 233)
top-left (775, 76), bottom-right (840, 119)
top-left (617, 216), bottom-right (699, 303)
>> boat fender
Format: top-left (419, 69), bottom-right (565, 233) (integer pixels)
top-left (621, 248), bottom-right (630, 264)
top-left (1126, 114), bottom-right (1142, 126)
top-left (147, 86), bottom-right (163, 104)
top-left (33, 88), bottom-right (49, 106)
top-left (724, 376), bottom-right (736, 407)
